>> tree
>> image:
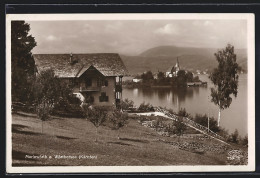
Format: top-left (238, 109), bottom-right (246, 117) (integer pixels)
top-left (228, 129), bottom-right (239, 144)
top-left (34, 69), bottom-right (71, 133)
top-left (174, 117), bottom-right (187, 140)
top-left (186, 71), bottom-right (193, 82)
top-left (157, 71), bottom-right (165, 80)
top-left (12, 21), bottom-right (37, 103)
top-left (209, 44), bottom-right (240, 126)
top-left (177, 70), bottom-right (187, 87)
top-left (110, 110), bottom-right (128, 139)
top-left (83, 105), bottom-right (108, 142)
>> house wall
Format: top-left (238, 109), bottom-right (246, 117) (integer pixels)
top-left (92, 77), bottom-right (116, 106)
top-left (72, 76), bottom-right (116, 106)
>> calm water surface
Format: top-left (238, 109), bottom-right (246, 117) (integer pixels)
top-left (122, 74), bottom-right (248, 136)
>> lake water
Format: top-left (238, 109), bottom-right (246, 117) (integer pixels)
top-left (122, 74), bottom-right (248, 136)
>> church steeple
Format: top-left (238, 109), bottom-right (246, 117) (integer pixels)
top-left (175, 57), bottom-right (180, 69)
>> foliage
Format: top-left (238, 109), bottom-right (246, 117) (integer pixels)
top-left (109, 110), bottom-right (128, 139)
top-left (53, 97), bottom-right (84, 118)
top-left (36, 101), bottom-right (52, 121)
top-left (152, 118), bottom-right (163, 131)
top-left (11, 21), bottom-right (37, 103)
top-left (165, 123), bottom-right (176, 135)
top-left (193, 76), bottom-right (200, 82)
top-left (209, 44), bottom-right (240, 126)
top-left (193, 114), bottom-right (220, 133)
top-left (177, 108), bottom-right (190, 118)
top-left (138, 102), bottom-right (155, 112)
top-left (110, 110), bottom-right (128, 130)
top-left (34, 69), bottom-right (72, 121)
top-left (241, 135), bottom-right (248, 146)
top-left (141, 71), bottom-right (154, 81)
top-left (174, 117), bottom-right (187, 136)
top-left (186, 71), bottom-right (194, 82)
top-left (120, 98), bottom-right (134, 110)
top-left (83, 105), bottom-right (108, 128)
top-left (228, 129), bottom-right (239, 143)
top-left (176, 70), bottom-right (187, 87)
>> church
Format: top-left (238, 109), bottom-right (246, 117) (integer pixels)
top-left (165, 58), bottom-right (180, 78)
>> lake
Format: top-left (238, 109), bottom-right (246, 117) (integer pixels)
top-left (122, 74), bottom-right (248, 136)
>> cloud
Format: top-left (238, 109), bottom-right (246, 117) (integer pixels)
top-left (154, 24), bottom-right (179, 35)
top-left (46, 35), bottom-right (58, 41)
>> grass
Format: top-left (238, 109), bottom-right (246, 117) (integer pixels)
top-left (11, 112), bottom-right (245, 166)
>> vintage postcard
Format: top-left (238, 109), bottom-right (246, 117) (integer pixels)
top-left (6, 13), bottom-right (255, 173)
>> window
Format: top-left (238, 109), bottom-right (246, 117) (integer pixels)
top-left (97, 78), bottom-right (108, 87)
top-left (99, 92), bottom-right (109, 102)
top-left (104, 80), bottom-right (108, 86)
top-left (86, 78), bottom-right (92, 87)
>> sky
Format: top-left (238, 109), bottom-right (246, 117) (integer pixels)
top-left (27, 20), bottom-right (247, 55)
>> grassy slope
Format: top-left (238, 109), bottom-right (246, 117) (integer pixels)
top-left (12, 113), bottom-right (230, 166)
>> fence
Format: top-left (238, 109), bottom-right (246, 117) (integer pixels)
top-left (155, 107), bottom-right (225, 141)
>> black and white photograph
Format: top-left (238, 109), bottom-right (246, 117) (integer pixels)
top-left (6, 13), bottom-right (255, 173)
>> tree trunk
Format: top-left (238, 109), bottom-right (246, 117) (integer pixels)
top-left (218, 107), bottom-right (221, 127)
top-left (41, 120), bottom-right (43, 133)
top-left (117, 129), bottom-right (120, 140)
top-left (95, 127), bottom-right (98, 142)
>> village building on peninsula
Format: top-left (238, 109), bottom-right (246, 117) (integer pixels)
top-left (34, 53), bottom-right (128, 107)
top-left (165, 58), bottom-right (180, 78)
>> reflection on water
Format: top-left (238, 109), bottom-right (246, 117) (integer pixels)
top-left (122, 74), bottom-right (248, 136)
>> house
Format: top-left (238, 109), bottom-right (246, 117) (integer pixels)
top-left (34, 53), bottom-right (128, 107)
top-left (132, 78), bottom-right (142, 83)
top-left (165, 58), bottom-right (180, 78)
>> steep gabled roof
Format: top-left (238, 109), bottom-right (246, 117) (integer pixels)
top-left (33, 53), bottom-right (129, 78)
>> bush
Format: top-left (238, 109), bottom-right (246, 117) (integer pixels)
top-left (228, 129), bottom-right (239, 144)
top-left (67, 94), bottom-right (82, 105)
top-left (193, 114), bottom-right (220, 133)
top-left (120, 98), bottom-right (134, 110)
top-left (241, 135), bottom-right (248, 146)
top-left (165, 122), bottom-right (176, 135)
top-left (174, 117), bottom-right (187, 136)
top-left (138, 102), bottom-right (154, 112)
top-left (152, 118), bottom-right (163, 131)
top-left (177, 108), bottom-right (190, 118)
top-left (36, 102), bottom-right (52, 121)
top-left (53, 97), bottom-right (84, 118)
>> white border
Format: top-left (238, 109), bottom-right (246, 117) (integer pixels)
top-left (6, 13), bottom-right (255, 173)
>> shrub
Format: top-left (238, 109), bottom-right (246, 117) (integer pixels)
top-left (53, 97), bottom-right (84, 118)
top-left (177, 108), bottom-right (190, 118)
top-left (241, 135), bottom-right (248, 146)
top-left (67, 94), bottom-right (82, 105)
top-left (228, 129), bottom-right (239, 144)
top-left (152, 118), bottom-right (163, 131)
top-left (165, 122), bottom-right (176, 135)
top-left (109, 110), bottom-right (128, 139)
top-left (138, 102), bottom-right (154, 112)
top-left (193, 114), bottom-right (220, 133)
top-left (174, 117), bottom-right (187, 136)
top-left (120, 98), bottom-right (134, 110)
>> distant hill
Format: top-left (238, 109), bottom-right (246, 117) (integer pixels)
top-left (120, 46), bottom-right (247, 75)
